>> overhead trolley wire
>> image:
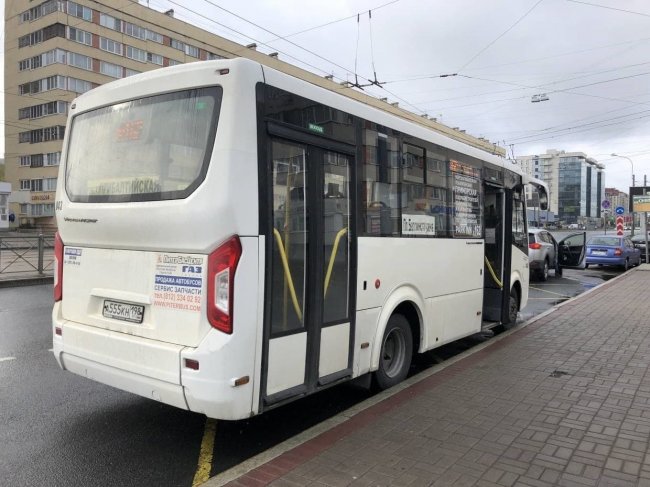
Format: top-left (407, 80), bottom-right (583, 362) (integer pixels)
top-left (456, 0), bottom-right (545, 73)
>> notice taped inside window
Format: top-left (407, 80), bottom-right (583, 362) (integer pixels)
top-left (451, 161), bottom-right (482, 238)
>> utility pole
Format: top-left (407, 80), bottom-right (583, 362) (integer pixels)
top-left (641, 174), bottom-right (650, 264)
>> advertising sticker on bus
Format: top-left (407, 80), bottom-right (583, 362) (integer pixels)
top-left (153, 254), bottom-right (206, 313)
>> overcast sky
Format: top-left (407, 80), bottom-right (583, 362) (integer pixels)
top-left (3, 0), bottom-right (650, 193)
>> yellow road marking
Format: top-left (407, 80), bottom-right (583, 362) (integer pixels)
top-left (192, 418), bottom-right (217, 486)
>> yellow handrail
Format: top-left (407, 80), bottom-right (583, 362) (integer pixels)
top-left (324, 227), bottom-right (348, 298)
top-left (484, 255), bottom-right (503, 289)
top-left (272, 228), bottom-right (303, 322)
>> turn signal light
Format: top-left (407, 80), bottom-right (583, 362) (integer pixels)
top-left (528, 242), bottom-right (542, 250)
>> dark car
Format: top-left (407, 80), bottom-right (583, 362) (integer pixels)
top-left (631, 234), bottom-right (648, 262)
top-left (585, 235), bottom-right (642, 271)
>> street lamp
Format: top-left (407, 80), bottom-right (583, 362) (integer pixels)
top-left (611, 153), bottom-right (635, 236)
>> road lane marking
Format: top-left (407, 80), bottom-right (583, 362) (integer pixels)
top-left (529, 286), bottom-right (572, 298)
top-left (0, 357), bottom-right (16, 363)
top-left (192, 418), bottom-right (217, 486)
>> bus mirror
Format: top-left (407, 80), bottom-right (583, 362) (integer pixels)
top-left (538, 190), bottom-right (548, 211)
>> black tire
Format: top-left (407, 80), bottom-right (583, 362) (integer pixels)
top-left (585, 263), bottom-right (589, 269)
top-left (540, 259), bottom-right (549, 282)
top-left (623, 259), bottom-right (629, 271)
top-left (505, 287), bottom-right (519, 328)
top-left (374, 314), bottom-right (413, 390)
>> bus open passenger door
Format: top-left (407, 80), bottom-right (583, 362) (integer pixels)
top-left (482, 184), bottom-right (505, 324)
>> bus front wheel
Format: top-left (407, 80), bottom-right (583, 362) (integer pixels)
top-left (374, 314), bottom-right (413, 390)
top-left (506, 287), bottom-right (519, 328)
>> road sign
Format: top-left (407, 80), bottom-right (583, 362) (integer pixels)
top-left (602, 200), bottom-right (611, 209)
top-left (616, 216), bottom-right (624, 236)
top-left (615, 206), bottom-right (625, 215)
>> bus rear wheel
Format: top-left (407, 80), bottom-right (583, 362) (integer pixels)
top-left (374, 314), bottom-right (413, 390)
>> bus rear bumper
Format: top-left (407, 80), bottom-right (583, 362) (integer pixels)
top-left (59, 352), bottom-right (189, 411)
top-left (52, 303), bottom-right (256, 420)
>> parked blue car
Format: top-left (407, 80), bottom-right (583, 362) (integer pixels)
top-left (585, 235), bottom-right (642, 271)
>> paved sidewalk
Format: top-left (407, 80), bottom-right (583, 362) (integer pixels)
top-left (220, 265), bottom-right (650, 487)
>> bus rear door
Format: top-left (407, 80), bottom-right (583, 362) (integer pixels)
top-left (261, 128), bottom-right (356, 407)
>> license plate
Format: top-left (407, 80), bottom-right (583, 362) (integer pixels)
top-left (103, 300), bottom-right (144, 324)
top-left (592, 250), bottom-right (607, 256)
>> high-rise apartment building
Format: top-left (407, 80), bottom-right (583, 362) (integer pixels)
top-left (4, 0), bottom-right (504, 230)
top-left (517, 150), bottom-right (605, 225)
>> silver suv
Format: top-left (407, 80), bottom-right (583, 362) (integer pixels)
top-left (528, 228), bottom-right (558, 281)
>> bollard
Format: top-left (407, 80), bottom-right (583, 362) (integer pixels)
top-left (38, 234), bottom-right (44, 275)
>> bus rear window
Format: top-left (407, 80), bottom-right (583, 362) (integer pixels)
top-left (65, 87), bottom-right (222, 202)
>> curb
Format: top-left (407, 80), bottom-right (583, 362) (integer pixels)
top-left (0, 276), bottom-right (54, 288)
top-left (203, 266), bottom-right (644, 486)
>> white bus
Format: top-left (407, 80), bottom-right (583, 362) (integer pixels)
top-left (53, 58), bottom-right (547, 420)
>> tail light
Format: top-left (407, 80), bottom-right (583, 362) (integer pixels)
top-left (54, 232), bottom-right (64, 302)
top-left (614, 248), bottom-right (622, 256)
top-left (528, 242), bottom-right (542, 250)
top-left (207, 236), bottom-right (242, 334)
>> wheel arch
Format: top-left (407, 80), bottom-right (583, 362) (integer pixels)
top-left (370, 285), bottom-right (424, 372)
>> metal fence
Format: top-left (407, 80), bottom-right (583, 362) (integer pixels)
top-left (0, 234), bottom-right (55, 277)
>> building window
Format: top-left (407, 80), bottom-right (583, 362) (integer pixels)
top-left (67, 52), bottom-right (92, 70)
top-left (100, 61), bottom-right (123, 78)
top-left (68, 27), bottom-right (92, 46)
top-left (147, 52), bottom-right (163, 65)
top-left (146, 30), bottom-right (163, 43)
top-left (44, 178), bottom-right (58, 192)
top-left (19, 30), bottom-right (43, 48)
top-left (185, 45), bottom-right (199, 57)
top-left (125, 68), bottom-right (141, 77)
top-left (30, 154), bottom-right (44, 168)
top-left (123, 21), bottom-right (146, 40)
top-left (100, 13), bottom-right (121, 31)
top-left (44, 48), bottom-right (67, 66)
top-left (18, 101), bottom-right (68, 120)
top-left (168, 59), bottom-right (182, 66)
top-left (66, 77), bottom-right (92, 93)
top-left (206, 52), bottom-right (225, 60)
top-left (45, 152), bottom-right (61, 166)
top-left (20, 204), bottom-right (29, 215)
top-left (43, 23), bottom-right (66, 41)
top-left (126, 45), bottom-right (146, 63)
top-left (100, 37), bottom-right (124, 56)
top-left (67, 1), bottom-right (92, 21)
top-left (20, 156), bottom-right (32, 167)
top-left (171, 39), bottom-right (185, 51)
top-left (20, 180), bottom-right (32, 190)
top-left (18, 126), bottom-right (66, 144)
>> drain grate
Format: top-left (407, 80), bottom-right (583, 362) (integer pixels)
top-left (550, 370), bottom-right (569, 378)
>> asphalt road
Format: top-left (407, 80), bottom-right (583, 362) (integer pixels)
top-left (0, 263), bottom-right (621, 486)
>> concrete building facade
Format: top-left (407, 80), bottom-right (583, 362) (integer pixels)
top-left (4, 0), bottom-right (504, 230)
top-left (517, 149), bottom-right (605, 225)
